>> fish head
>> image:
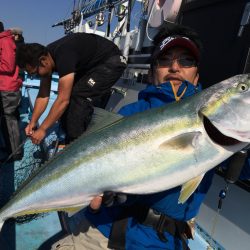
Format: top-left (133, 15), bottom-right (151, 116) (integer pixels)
top-left (199, 74), bottom-right (250, 144)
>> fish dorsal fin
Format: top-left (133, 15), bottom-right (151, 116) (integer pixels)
top-left (159, 132), bottom-right (201, 150)
top-left (85, 107), bottom-right (123, 135)
top-left (178, 174), bottom-right (204, 204)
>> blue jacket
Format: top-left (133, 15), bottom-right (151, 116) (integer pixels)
top-left (84, 81), bottom-right (249, 250)
top-left (119, 80), bottom-right (201, 115)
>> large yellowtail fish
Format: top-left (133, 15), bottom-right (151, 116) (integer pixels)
top-left (0, 74), bottom-right (250, 231)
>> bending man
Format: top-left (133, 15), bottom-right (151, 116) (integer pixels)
top-left (16, 33), bottom-right (127, 144)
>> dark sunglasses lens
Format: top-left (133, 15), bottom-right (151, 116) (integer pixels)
top-left (28, 70), bottom-right (39, 78)
top-left (156, 57), bottom-right (197, 67)
top-left (178, 58), bottom-right (197, 67)
top-left (157, 58), bottom-right (172, 67)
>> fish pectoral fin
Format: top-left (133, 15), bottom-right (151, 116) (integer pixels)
top-left (159, 132), bottom-right (201, 150)
top-left (0, 221), bottom-right (4, 233)
top-left (85, 107), bottom-right (123, 135)
top-left (178, 174), bottom-right (205, 204)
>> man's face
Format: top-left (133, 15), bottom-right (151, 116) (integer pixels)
top-left (152, 47), bottom-right (199, 91)
top-left (25, 56), bottom-right (53, 77)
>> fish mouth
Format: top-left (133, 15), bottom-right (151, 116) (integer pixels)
top-left (200, 113), bottom-right (241, 146)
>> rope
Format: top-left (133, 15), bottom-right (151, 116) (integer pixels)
top-left (170, 81), bottom-right (187, 101)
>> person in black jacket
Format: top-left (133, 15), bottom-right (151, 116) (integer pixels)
top-left (16, 33), bottom-right (127, 144)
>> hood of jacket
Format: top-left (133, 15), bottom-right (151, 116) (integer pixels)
top-left (138, 80), bottom-right (202, 108)
top-left (0, 30), bottom-right (13, 39)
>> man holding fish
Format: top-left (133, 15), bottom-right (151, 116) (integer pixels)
top-left (50, 23), bottom-right (250, 250)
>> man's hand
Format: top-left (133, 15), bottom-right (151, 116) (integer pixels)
top-left (29, 127), bottom-right (46, 145)
top-left (90, 196), bottom-right (103, 211)
top-left (89, 192), bottom-right (128, 213)
top-left (25, 123), bottom-right (36, 137)
top-left (102, 191), bottom-right (127, 207)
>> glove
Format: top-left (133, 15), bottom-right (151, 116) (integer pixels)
top-left (102, 191), bottom-right (127, 207)
top-left (88, 191), bottom-right (128, 214)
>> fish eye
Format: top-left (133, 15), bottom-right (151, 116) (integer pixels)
top-left (237, 82), bottom-right (249, 92)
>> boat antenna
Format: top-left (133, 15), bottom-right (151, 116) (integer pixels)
top-left (106, 3), bottom-right (115, 37)
top-left (126, 0), bottom-right (133, 32)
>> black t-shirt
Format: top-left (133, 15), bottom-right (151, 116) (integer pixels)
top-left (47, 32), bottom-right (121, 78)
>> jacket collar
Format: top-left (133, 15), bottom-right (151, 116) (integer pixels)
top-left (138, 81), bottom-right (202, 104)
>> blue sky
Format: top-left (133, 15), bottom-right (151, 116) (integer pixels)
top-left (1, 0), bottom-right (74, 45)
top-left (1, 1), bottom-right (142, 45)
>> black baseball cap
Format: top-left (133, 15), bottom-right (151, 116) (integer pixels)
top-left (152, 35), bottom-right (200, 62)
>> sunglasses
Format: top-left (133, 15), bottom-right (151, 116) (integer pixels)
top-left (25, 66), bottom-right (40, 79)
top-left (155, 56), bottom-right (198, 68)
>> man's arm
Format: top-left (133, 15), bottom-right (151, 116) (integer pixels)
top-left (25, 76), bottom-right (51, 136)
top-left (30, 73), bottom-right (74, 144)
